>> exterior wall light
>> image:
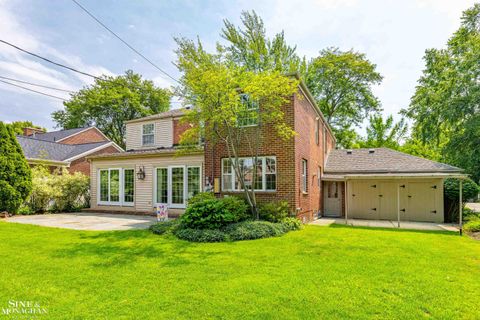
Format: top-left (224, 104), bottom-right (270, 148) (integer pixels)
top-left (136, 166), bottom-right (146, 180)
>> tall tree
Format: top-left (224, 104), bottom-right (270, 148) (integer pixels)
top-left (359, 114), bottom-right (407, 149)
top-left (221, 10), bottom-right (303, 73)
top-left (0, 122), bottom-right (32, 213)
top-left (403, 4), bottom-right (480, 181)
top-left (52, 70), bottom-right (171, 148)
top-left (8, 121), bottom-right (46, 135)
top-left (305, 48), bottom-right (383, 147)
top-left (175, 37), bottom-right (298, 218)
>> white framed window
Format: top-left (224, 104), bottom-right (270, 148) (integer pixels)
top-left (154, 165), bottom-right (202, 208)
top-left (142, 123), bottom-right (155, 146)
top-left (222, 156), bottom-right (276, 191)
top-left (98, 168), bottom-right (134, 206)
top-left (237, 93), bottom-right (259, 127)
top-left (301, 159), bottom-right (308, 193)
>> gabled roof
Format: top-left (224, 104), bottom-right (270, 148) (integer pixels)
top-left (124, 109), bottom-right (186, 124)
top-left (325, 148), bottom-right (462, 174)
top-left (32, 127), bottom-right (89, 142)
top-left (17, 136), bottom-right (112, 162)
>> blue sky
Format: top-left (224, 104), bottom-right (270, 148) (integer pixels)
top-left (0, 0), bottom-right (476, 133)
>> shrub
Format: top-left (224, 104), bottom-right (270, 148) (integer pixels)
top-left (174, 228), bottom-right (228, 242)
top-left (444, 178), bottom-right (480, 223)
top-left (187, 192), bottom-right (216, 206)
top-left (258, 201), bottom-right (290, 222)
top-left (29, 166), bottom-right (59, 213)
top-left (464, 220), bottom-right (480, 233)
top-left (280, 217), bottom-right (303, 232)
top-left (225, 221), bottom-right (285, 241)
top-left (463, 207), bottom-right (480, 222)
top-left (0, 123), bottom-right (32, 213)
top-left (53, 169), bottom-right (90, 212)
top-left (181, 196), bottom-right (248, 229)
top-left (149, 220), bottom-right (179, 235)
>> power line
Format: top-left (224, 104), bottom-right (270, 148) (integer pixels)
top-left (0, 79), bottom-right (67, 101)
top-left (71, 0), bottom-right (180, 84)
top-left (0, 39), bottom-right (100, 80)
top-left (0, 75), bottom-right (75, 93)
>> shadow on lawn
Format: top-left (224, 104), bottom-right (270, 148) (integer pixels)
top-left (327, 223), bottom-right (459, 236)
top-left (52, 230), bottom-right (223, 268)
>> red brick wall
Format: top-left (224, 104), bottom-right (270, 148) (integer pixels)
top-left (68, 145), bottom-right (119, 176)
top-left (173, 119), bottom-right (191, 145)
top-left (23, 127), bottom-right (45, 136)
top-left (60, 128), bottom-right (108, 144)
top-left (203, 90), bottom-right (333, 222)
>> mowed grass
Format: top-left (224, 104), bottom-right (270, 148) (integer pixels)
top-left (0, 222), bottom-right (479, 319)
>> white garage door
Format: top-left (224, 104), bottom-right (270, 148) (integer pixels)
top-left (348, 179), bottom-right (443, 223)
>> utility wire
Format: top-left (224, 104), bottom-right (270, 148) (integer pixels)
top-left (0, 39), bottom-right (100, 79)
top-left (71, 0), bottom-right (180, 84)
top-left (0, 79), bottom-right (67, 101)
top-left (0, 75), bottom-right (75, 93)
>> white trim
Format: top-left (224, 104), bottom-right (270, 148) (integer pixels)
top-left (221, 156), bottom-right (277, 192)
top-left (27, 158), bottom-right (70, 166)
top-left (141, 123), bottom-right (155, 147)
top-left (97, 167), bottom-right (135, 206)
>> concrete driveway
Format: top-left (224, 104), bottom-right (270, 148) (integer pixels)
top-left (6, 212), bottom-right (157, 231)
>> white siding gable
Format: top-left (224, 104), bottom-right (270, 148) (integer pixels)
top-left (126, 118), bottom-right (173, 150)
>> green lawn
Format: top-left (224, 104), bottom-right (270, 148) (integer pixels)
top-left (0, 222), bottom-right (479, 319)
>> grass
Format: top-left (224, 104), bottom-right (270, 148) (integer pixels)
top-left (0, 222), bottom-right (479, 319)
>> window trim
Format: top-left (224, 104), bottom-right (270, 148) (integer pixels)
top-left (221, 156), bottom-right (276, 192)
top-left (301, 159), bottom-right (308, 193)
top-left (237, 93), bottom-right (259, 127)
top-left (97, 168), bottom-right (135, 206)
top-left (142, 123), bottom-right (155, 146)
top-left (315, 119), bottom-right (320, 145)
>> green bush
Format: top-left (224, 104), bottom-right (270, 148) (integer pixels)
top-left (187, 192), bottom-right (216, 206)
top-left (258, 201), bottom-right (290, 222)
top-left (0, 122), bottom-right (32, 213)
top-left (444, 178), bottom-right (479, 200)
top-left (225, 221), bottom-right (285, 241)
top-left (280, 217), bottom-right (303, 232)
top-left (181, 196), bottom-right (248, 229)
top-left (464, 220), bottom-right (480, 233)
top-left (174, 228), bottom-right (228, 242)
top-left (149, 220), bottom-right (179, 235)
top-left (463, 207), bottom-right (480, 222)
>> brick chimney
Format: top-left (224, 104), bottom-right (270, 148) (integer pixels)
top-left (23, 127), bottom-right (45, 137)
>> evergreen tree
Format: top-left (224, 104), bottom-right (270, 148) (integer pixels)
top-left (0, 122), bottom-right (32, 213)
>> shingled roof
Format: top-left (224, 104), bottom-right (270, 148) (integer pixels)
top-left (17, 136), bottom-right (111, 162)
top-left (32, 127), bottom-right (90, 142)
top-left (325, 148), bottom-right (462, 174)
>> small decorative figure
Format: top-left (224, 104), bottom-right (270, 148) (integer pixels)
top-left (156, 204), bottom-right (168, 221)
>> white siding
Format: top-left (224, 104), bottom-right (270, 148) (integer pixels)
top-left (90, 154), bottom-right (204, 212)
top-left (125, 119), bottom-right (173, 150)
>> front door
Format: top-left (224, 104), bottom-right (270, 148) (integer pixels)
top-left (324, 181), bottom-right (343, 217)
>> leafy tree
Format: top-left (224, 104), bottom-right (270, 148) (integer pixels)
top-left (305, 48), bottom-right (383, 147)
top-left (175, 37), bottom-right (298, 218)
top-left (221, 10), bottom-right (304, 73)
top-left (444, 178), bottom-right (480, 223)
top-left (0, 122), bottom-right (32, 213)
top-left (403, 4), bottom-right (480, 181)
top-left (360, 114), bottom-right (407, 149)
top-left (52, 70), bottom-right (171, 148)
top-left (400, 138), bottom-right (442, 161)
top-left (8, 121), bottom-right (46, 135)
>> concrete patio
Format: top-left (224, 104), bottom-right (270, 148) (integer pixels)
top-left (6, 212), bottom-right (157, 231)
top-left (311, 217), bottom-right (460, 232)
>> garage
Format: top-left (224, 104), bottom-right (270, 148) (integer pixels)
top-left (324, 148), bottom-right (464, 223)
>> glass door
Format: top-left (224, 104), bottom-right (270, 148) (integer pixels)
top-left (170, 166), bottom-right (185, 208)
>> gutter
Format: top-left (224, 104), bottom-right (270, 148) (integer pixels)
top-left (27, 158), bottom-right (70, 167)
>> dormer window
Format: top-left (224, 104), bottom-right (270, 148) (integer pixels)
top-left (142, 123), bottom-right (154, 146)
top-left (237, 93), bottom-right (259, 127)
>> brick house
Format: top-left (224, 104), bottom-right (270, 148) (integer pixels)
top-left (17, 127), bottom-right (122, 176)
top-left (88, 75), bottom-right (463, 222)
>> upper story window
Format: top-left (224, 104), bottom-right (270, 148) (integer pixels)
top-left (237, 94), bottom-right (259, 127)
top-left (315, 119), bottom-right (320, 145)
top-left (301, 159), bottom-right (308, 193)
top-left (142, 123), bottom-right (154, 146)
top-left (222, 156), bottom-right (276, 191)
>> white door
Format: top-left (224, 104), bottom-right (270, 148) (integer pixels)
top-left (324, 181), bottom-right (342, 217)
top-left (169, 166), bottom-right (186, 208)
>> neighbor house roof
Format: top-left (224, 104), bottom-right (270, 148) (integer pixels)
top-left (325, 148), bottom-right (462, 174)
top-left (32, 127), bottom-right (90, 142)
top-left (17, 136), bottom-right (114, 163)
top-left (124, 109), bottom-right (186, 124)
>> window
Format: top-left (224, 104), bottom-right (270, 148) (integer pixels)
top-left (222, 156), bottom-right (276, 191)
top-left (237, 93), bottom-right (259, 127)
top-left (155, 166), bottom-right (201, 207)
top-left (187, 167), bottom-right (201, 198)
top-left (123, 169), bottom-right (134, 204)
top-left (156, 168), bottom-right (168, 204)
top-left (98, 168), bottom-right (134, 206)
top-left (142, 123), bottom-right (154, 146)
top-left (328, 181), bottom-right (338, 198)
top-left (323, 126), bottom-right (327, 154)
top-left (301, 159), bottom-right (308, 193)
top-left (315, 119), bottom-right (319, 145)
top-left (317, 166), bottom-right (321, 187)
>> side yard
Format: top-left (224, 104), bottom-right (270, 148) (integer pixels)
top-left (0, 222), bottom-right (479, 319)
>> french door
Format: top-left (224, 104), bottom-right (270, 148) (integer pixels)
top-left (98, 168), bottom-right (135, 206)
top-left (155, 166), bottom-right (201, 208)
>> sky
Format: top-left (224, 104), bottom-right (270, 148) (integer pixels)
top-left (0, 0), bottom-right (476, 133)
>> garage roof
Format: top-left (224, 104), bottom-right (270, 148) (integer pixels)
top-left (325, 148), bottom-right (462, 174)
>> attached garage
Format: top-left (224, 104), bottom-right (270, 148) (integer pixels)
top-left (324, 148), bottom-right (464, 223)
